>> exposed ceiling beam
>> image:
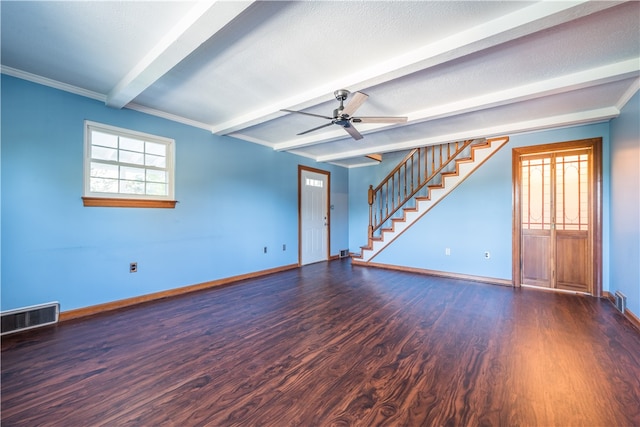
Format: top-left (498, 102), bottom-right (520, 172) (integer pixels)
top-left (316, 107), bottom-right (620, 163)
top-left (210, 0), bottom-right (621, 136)
top-left (107, 1), bottom-right (255, 109)
top-left (616, 77), bottom-right (640, 110)
top-left (268, 59), bottom-right (639, 151)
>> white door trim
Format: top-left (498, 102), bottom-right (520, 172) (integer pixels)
top-left (298, 165), bottom-right (330, 265)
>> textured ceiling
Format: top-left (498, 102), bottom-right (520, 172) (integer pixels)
top-left (2, 1), bottom-right (638, 167)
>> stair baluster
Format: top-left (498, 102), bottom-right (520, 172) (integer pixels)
top-left (368, 140), bottom-right (479, 239)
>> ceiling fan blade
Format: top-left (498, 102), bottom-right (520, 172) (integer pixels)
top-left (341, 92), bottom-right (368, 117)
top-left (352, 116), bottom-right (408, 124)
top-left (297, 121), bottom-right (335, 136)
top-left (343, 124), bottom-right (363, 140)
top-left (281, 109), bottom-right (333, 120)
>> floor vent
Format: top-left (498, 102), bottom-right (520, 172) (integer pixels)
top-left (614, 291), bottom-right (627, 314)
top-left (339, 249), bottom-right (350, 258)
top-left (1, 302), bottom-right (60, 336)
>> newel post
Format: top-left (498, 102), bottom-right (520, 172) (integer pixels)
top-left (368, 185), bottom-right (374, 240)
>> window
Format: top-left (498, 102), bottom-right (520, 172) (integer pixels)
top-left (305, 178), bottom-right (324, 188)
top-left (83, 121), bottom-right (176, 208)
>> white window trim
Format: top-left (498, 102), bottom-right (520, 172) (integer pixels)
top-left (83, 120), bottom-right (176, 204)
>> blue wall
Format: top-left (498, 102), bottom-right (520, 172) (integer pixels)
top-left (610, 91), bottom-right (640, 316)
top-left (1, 75), bottom-right (348, 311)
top-left (3, 73), bottom-right (637, 319)
top-left (349, 123), bottom-right (612, 289)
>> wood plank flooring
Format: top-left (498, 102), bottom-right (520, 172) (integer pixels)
top-left (2, 260), bottom-right (640, 426)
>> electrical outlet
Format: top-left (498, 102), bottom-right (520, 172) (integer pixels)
top-left (283, 244), bottom-right (286, 251)
top-left (445, 248), bottom-right (451, 256)
top-left (130, 262), bottom-right (138, 273)
top-left (484, 252), bottom-right (491, 259)
top-left (264, 246), bottom-right (267, 254)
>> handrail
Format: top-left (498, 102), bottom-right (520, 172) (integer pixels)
top-left (368, 139), bottom-right (481, 239)
top-left (372, 148), bottom-right (420, 194)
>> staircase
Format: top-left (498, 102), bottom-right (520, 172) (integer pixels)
top-left (354, 136), bottom-right (509, 263)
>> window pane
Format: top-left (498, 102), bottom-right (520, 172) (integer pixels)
top-left (521, 157), bottom-right (551, 230)
top-left (120, 166), bottom-right (145, 181)
top-left (305, 178), bottom-right (323, 187)
top-left (120, 180), bottom-right (145, 194)
top-left (85, 122), bottom-right (174, 200)
top-left (91, 162), bottom-right (118, 179)
top-left (145, 154), bottom-right (166, 168)
top-left (146, 169), bottom-right (166, 183)
top-left (556, 153), bottom-right (589, 231)
top-left (120, 149), bottom-right (144, 165)
top-left (146, 182), bottom-right (167, 196)
top-left (120, 137), bottom-right (144, 152)
top-left (92, 145), bottom-right (118, 161)
top-left (146, 141), bottom-right (166, 156)
top-left (92, 131), bottom-right (117, 148)
top-left (90, 177), bottom-right (119, 193)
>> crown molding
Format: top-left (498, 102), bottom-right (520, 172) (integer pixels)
top-left (1, 66), bottom-right (106, 102)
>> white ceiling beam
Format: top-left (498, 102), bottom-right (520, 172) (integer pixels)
top-left (125, 102), bottom-right (213, 131)
top-left (316, 107), bottom-right (620, 163)
top-left (269, 58), bottom-right (639, 151)
top-left (405, 59), bottom-right (638, 123)
top-left (210, 0), bottom-right (621, 135)
top-left (616, 77), bottom-right (640, 111)
top-left (107, 1), bottom-right (254, 109)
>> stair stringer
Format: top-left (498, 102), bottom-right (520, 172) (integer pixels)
top-left (356, 136), bottom-right (509, 263)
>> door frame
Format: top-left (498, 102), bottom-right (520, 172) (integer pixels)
top-left (298, 165), bottom-right (331, 266)
top-left (512, 138), bottom-right (603, 296)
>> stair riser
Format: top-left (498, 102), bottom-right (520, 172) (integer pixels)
top-left (360, 137), bottom-right (508, 262)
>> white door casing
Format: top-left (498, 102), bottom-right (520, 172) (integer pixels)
top-left (299, 167), bottom-right (329, 265)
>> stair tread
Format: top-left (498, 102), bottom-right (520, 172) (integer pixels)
top-left (360, 137), bottom-right (507, 262)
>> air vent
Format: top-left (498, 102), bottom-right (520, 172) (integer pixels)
top-left (339, 249), bottom-right (350, 258)
top-left (1, 302), bottom-right (60, 336)
top-left (614, 291), bottom-right (627, 314)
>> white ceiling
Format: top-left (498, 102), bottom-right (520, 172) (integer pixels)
top-left (2, 1), bottom-right (638, 167)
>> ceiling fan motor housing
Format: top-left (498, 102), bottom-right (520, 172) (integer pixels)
top-left (334, 118), bottom-right (351, 127)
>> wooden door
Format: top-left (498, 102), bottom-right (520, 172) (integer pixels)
top-left (554, 151), bottom-right (591, 292)
top-left (514, 139), bottom-right (602, 295)
top-left (521, 155), bottom-right (553, 288)
top-left (299, 166), bottom-right (329, 265)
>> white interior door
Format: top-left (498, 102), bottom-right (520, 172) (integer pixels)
top-left (300, 168), bottom-right (328, 265)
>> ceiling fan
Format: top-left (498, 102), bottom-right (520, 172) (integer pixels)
top-left (281, 89), bottom-right (407, 140)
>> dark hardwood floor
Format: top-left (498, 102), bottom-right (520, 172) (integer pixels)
top-left (2, 260), bottom-right (640, 426)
